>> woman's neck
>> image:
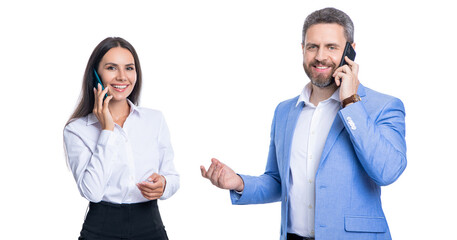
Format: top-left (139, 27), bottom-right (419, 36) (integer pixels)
top-left (108, 99), bottom-right (131, 127)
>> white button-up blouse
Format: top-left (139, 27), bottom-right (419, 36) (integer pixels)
top-left (64, 100), bottom-right (179, 204)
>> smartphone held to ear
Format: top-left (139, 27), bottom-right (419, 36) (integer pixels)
top-left (332, 42), bottom-right (356, 82)
top-left (93, 69), bottom-right (108, 100)
top-left (339, 42), bottom-right (356, 67)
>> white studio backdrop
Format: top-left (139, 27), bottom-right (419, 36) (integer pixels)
top-left (1, 0), bottom-right (455, 239)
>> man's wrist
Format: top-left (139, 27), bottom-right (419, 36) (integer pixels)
top-left (234, 175), bottom-right (245, 192)
top-left (342, 94), bottom-right (361, 108)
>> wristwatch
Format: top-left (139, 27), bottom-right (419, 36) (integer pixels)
top-left (342, 94), bottom-right (361, 108)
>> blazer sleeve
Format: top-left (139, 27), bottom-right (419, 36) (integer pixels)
top-left (230, 106), bottom-right (282, 205)
top-left (339, 97), bottom-right (407, 186)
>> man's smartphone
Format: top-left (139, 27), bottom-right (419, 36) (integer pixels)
top-left (339, 41), bottom-right (356, 67)
top-left (332, 42), bottom-right (356, 82)
top-left (93, 69), bottom-right (108, 100)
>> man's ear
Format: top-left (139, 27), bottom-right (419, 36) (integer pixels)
top-left (351, 42), bottom-right (356, 50)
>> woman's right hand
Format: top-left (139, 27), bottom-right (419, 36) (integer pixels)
top-left (93, 84), bottom-right (114, 131)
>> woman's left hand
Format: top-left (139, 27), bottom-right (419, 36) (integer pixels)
top-left (136, 173), bottom-right (167, 200)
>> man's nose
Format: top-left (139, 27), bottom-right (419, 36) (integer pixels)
top-left (315, 48), bottom-right (326, 62)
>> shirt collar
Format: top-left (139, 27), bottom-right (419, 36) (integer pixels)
top-left (87, 99), bottom-right (140, 125)
top-left (296, 83), bottom-right (341, 107)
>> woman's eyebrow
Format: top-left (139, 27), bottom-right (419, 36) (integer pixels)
top-left (104, 62), bottom-right (135, 66)
top-left (103, 62), bottom-right (119, 66)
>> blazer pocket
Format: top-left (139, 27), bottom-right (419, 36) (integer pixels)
top-left (344, 216), bottom-right (387, 233)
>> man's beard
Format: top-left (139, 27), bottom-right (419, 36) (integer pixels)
top-left (303, 59), bottom-right (337, 88)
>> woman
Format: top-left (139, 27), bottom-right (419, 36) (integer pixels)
top-left (64, 37), bottom-right (179, 240)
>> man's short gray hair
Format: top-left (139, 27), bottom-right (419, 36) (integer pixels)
top-left (302, 7), bottom-right (354, 44)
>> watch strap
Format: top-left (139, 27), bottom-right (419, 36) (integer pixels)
top-left (342, 94), bottom-right (361, 108)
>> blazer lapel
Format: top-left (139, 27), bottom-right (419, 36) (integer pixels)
top-left (318, 114), bottom-right (345, 169)
top-left (317, 84), bottom-right (367, 170)
top-left (283, 101), bottom-right (304, 179)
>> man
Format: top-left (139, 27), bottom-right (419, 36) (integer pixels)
top-left (200, 7), bottom-right (406, 240)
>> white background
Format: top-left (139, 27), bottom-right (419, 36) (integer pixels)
top-left (1, 0), bottom-right (456, 239)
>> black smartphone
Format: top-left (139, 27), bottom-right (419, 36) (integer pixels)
top-left (331, 41), bottom-right (356, 83)
top-left (338, 41), bottom-right (356, 68)
top-left (93, 69), bottom-right (108, 100)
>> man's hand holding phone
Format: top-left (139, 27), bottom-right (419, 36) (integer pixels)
top-left (93, 83), bottom-right (114, 131)
top-left (333, 56), bottom-right (359, 102)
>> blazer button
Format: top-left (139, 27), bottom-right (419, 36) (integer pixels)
top-left (346, 116), bottom-right (357, 130)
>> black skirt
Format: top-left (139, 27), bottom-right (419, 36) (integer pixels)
top-left (79, 200), bottom-right (168, 240)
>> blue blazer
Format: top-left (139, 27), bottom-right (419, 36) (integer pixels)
top-left (230, 85), bottom-right (407, 240)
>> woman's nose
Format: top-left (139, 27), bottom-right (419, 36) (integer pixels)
top-left (116, 69), bottom-right (127, 81)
